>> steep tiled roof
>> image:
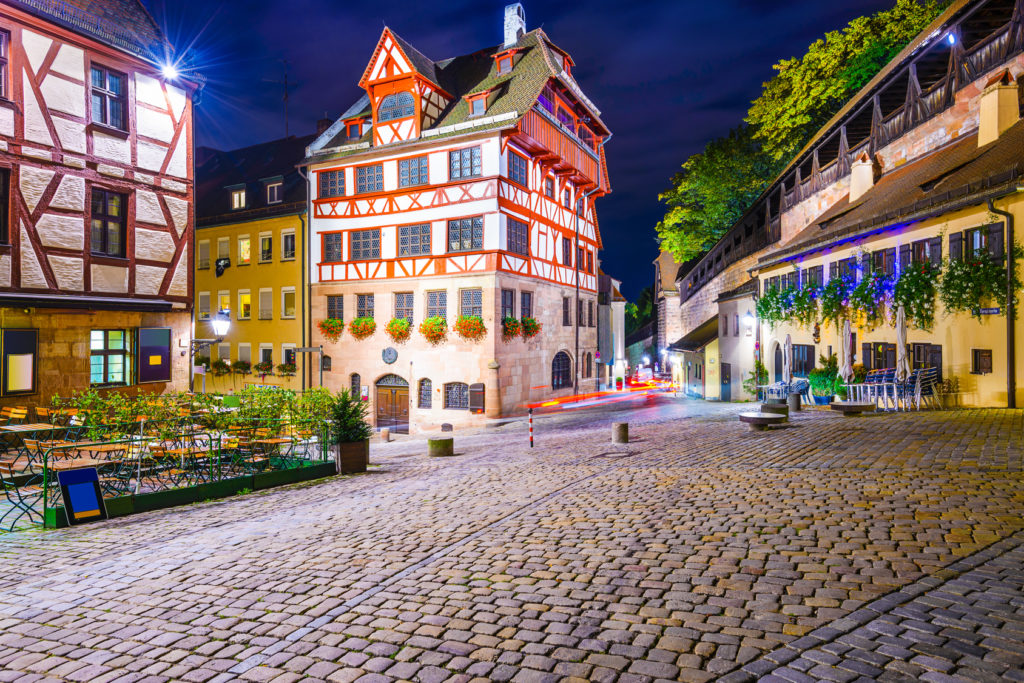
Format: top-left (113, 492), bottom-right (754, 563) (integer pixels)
top-left (196, 134), bottom-right (317, 226)
top-left (311, 28), bottom-right (606, 158)
top-left (759, 120), bottom-right (1024, 267)
top-left (12, 0), bottom-right (168, 62)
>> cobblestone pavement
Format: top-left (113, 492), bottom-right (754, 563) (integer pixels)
top-left (0, 403), bottom-right (1022, 682)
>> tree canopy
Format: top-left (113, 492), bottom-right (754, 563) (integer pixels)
top-left (655, 0), bottom-right (947, 264)
top-left (625, 285), bottom-right (654, 335)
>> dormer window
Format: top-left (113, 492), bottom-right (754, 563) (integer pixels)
top-left (266, 180), bottom-right (283, 204)
top-left (492, 47), bottom-right (521, 76)
top-left (470, 99), bottom-right (485, 116)
top-left (347, 122), bottom-right (360, 138)
top-left (378, 92), bottom-right (414, 122)
top-left (231, 188), bottom-right (246, 210)
top-left (465, 89), bottom-right (494, 118)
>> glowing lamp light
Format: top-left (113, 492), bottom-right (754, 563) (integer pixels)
top-left (211, 310), bottom-right (231, 337)
top-left (947, 33), bottom-right (956, 45)
top-left (642, 355), bottom-right (651, 366)
top-left (161, 63), bottom-right (179, 80)
top-left (743, 311), bottom-right (755, 328)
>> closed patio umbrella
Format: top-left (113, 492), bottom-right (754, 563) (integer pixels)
top-left (895, 305), bottom-right (910, 382)
top-left (840, 318), bottom-right (854, 383)
top-left (783, 334), bottom-right (793, 386)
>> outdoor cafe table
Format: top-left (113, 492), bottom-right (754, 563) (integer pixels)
top-left (0, 423), bottom-right (60, 461)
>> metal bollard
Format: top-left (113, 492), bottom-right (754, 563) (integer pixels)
top-left (612, 422), bottom-right (629, 444)
top-left (529, 408), bottom-right (534, 448)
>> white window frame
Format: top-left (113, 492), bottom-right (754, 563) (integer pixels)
top-left (237, 289), bottom-right (251, 320)
top-left (217, 290), bottom-right (230, 317)
top-left (266, 181), bottom-right (283, 204)
top-left (238, 234), bottom-right (251, 265)
top-left (259, 344), bottom-right (274, 364)
top-left (231, 189), bottom-right (246, 210)
top-left (237, 343), bottom-right (251, 364)
top-left (281, 287), bottom-right (296, 319)
top-left (281, 229), bottom-right (296, 261)
top-left (197, 291), bottom-right (210, 320)
top-left (217, 343), bottom-right (231, 361)
top-left (198, 240), bottom-right (210, 269)
top-left (217, 236), bottom-right (229, 260)
top-left (282, 343), bottom-right (297, 367)
top-left (258, 288), bottom-right (273, 320)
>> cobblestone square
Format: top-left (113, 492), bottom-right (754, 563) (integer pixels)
top-left (1, 404), bottom-right (1023, 682)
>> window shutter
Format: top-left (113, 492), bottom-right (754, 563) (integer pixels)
top-left (898, 244), bottom-right (911, 271)
top-left (987, 223), bottom-right (1004, 260)
top-left (885, 343), bottom-right (896, 369)
top-left (860, 253), bottom-right (871, 276)
top-left (862, 343), bottom-right (873, 370)
top-left (949, 231), bottom-right (963, 261)
top-left (829, 262), bottom-right (837, 280)
top-left (927, 344), bottom-right (943, 383)
top-left (468, 383), bottom-right (485, 413)
top-left (928, 237), bottom-right (942, 267)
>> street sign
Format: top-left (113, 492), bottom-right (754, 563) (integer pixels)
top-left (979, 307), bottom-right (1001, 315)
top-left (295, 346), bottom-right (321, 353)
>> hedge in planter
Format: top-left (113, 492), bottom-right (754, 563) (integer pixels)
top-left (330, 389), bottom-right (372, 474)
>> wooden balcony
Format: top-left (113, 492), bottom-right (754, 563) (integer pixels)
top-left (517, 107), bottom-right (604, 190)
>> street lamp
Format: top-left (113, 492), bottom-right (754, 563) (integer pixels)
top-left (210, 309), bottom-right (231, 337)
top-left (191, 310), bottom-right (231, 392)
top-left (743, 311), bottom-right (755, 329)
top-left (642, 355), bottom-right (650, 366)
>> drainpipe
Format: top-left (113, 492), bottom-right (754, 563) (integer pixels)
top-left (573, 132), bottom-right (612, 396)
top-left (298, 166), bottom-right (311, 392)
top-left (988, 194), bottom-right (1019, 409)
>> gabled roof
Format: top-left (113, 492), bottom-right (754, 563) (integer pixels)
top-left (758, 119), bottom-right (1024, 268)
top-left (309, 28), bottom-right (608, 159)
top-left (12, 0), bottom-right (169, 63)
top-left (196, 134), bottom-right (317, 226)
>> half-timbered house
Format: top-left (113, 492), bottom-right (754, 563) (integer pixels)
top-left (0, 0), bottom-right (197, 407)
top-left (303, 4), bottom-right (611, 432)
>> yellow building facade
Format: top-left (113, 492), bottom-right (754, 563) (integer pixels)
top-left (194, 135), bottom-right (316, 392)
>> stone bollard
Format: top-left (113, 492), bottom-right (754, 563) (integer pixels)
top-left (612, 422), bottom-right (629, 444)
top-left (380, 428), bottom-right (391, 442)
top-left (788, 393), bottom-right (802, 413)
top-left (428, 437), bottom-right (454, 457)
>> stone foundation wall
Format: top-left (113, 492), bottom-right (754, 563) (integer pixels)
top-left (0, 307), bottom-right (192, 410)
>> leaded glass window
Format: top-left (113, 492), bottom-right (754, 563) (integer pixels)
top-left (356, 164), bottom-right (383, 194)
top-left (449, 146), bottom-right (482, 179)
top-left (350, 373), bottom-right (361, 395)
top-left (319, 170), bottom-right (344, 198)
top-left (552, 352), bottom-right (571, 389)
top-left (357, 294), bottom-right (374, 319)
top-left (351, 229), bottom-right (380, 260)
top-left (324, 233), bottom-right (343, 262)
top-left (399, 156), bottom-right (429, 187)
top-left (395, 292), bottom-right (414, 323)
top-left (427, 290), bottom-right (447, 321)
top-left (460, 289), bottom-right (482, 317)
top-left (378, 92), bottom-right (414, 121)
top-left (448, 217), bottom-right (483, 252)
top-left (91, 189), bottom-right (125, 257)
top-left (508, 152), bottom-right (528, 186)
top-left (520, 292), bottom-right (532, 319)
top-left (419, 379), bottom-right (432, 408)
top-left (444, 382), bottom-right (469, 409)
top-left (327, 295), bottom-right (343, 320)
top-left (507, 218), bottom-right (528, 256)
top-left (501, 289), bottom-right (515, 319)
top-left (399, 224), bottom-right (431, 256)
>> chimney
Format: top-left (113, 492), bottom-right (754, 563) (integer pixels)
top-left (316, 117), bottom-right (332, 135)
top-left (849, 152), bottom-right (877, 203)
top-left (503, 3), bottom-right (526, 47)
top-left (978, 69), bottom-right (1020, 147)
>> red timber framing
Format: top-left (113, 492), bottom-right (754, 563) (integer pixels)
top-left (0, 2), bottom-right (196, 305)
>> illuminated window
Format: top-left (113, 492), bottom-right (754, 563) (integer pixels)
top-left (259, 233), bottom-right (272, 262)
top-left (281, 288), bottom-right (296, 319)
top-left (90, 189), bottom-right (125, 257)
top-left (238, 290), bottom-right (251, 320)
top-left (238, 236), bottom-right (251, 265)
top-left (282, 231), bottom-right (295, 260)
top-left (197, 292), bottom-right (210, 320)
top-left (90, 330), bottom-right (128, 386)
top-left (231, 189), bottom-right (246, 210)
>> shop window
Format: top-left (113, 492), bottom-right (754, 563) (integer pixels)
top-left (90, 330), bottom-right (129, 386)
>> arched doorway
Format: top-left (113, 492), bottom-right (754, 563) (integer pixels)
top-left (773, 343), bottom-right (782, 383)
top-left (375, 374), bottom-right (409, 433)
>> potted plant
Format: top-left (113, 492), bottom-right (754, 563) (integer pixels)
top-left (807, 353), bottom-right (839, 405)
top-left (349, 317), bottom-right (376, 340)
top-left (211, 359), bottom-right (231, 377)
top-left (453, 315), bottom-right (487, 342)
top-left (318, 318), bottom-right (344, 343)
top-left (254, 360), bottom-right (275, 378)
top-left (501, 316), bottom-right (521, 342)
top-left (420, 316), bottom-right (448, 345)
top-left (520, 317), bottom-right (542, 340)
top-left (276, 362), bottom-right (297, 377)
top-left (385, 317), bottom-right (411, 344)
top-left (329, 389), bottom-right (373, 473)
top-left (232, 360), bottom-right (252, 376)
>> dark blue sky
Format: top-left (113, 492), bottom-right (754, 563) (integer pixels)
top-left (145, 0), bottom-right (894, 300)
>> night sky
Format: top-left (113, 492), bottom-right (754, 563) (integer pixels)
top-left (144, 0), bottom-right (896, 300)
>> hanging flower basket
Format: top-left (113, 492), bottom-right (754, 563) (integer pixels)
top-left (276, 362), bottom-right (297, 377)
top-left (520, 317), bottom-right (542, 339)
top-left (211, 359), bottom-right (231, 377)
top-left (385, 318), bottom-right (411, 344)
top-left (790, 285), bottom-right (819, 328)
top-left (419, 316), bottom-right (448, 345)
top-left (348, 317), bottom-right (376, 340)
top-left (501, 316), bottom-right (521, 342)
top-left (939, 247), bottom-right (1021, 321)
top-left (453, 315), bottom-right (487, 342)
top-left (820, 276), bottom-right (850, 329)
top-left (232, 360), bottom-right (252, 376)
top-left (849, 270), bottom-right (889, 328)
top-left (253, 361), bottom-right (275, 377)
top-left (893, 263), bottom-right (938, 330)
top-left (318, 318), bottom-right (344, 343)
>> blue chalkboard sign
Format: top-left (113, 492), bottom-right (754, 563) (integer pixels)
top-left (57, 468), bottom-right (108, 525)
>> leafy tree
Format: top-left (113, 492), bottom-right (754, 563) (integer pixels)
top-left (747, 0), bottom-right (947, 161)
top-left (625, 286), bottom-right (654, 334)
top-left (656, 126), bottom-right (782, 263)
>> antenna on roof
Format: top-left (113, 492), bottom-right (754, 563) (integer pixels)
top-left (262, 59), bottom-right (291, 137)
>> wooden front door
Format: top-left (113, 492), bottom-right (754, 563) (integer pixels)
top-left (375, 383), bottom-right (409, 433)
